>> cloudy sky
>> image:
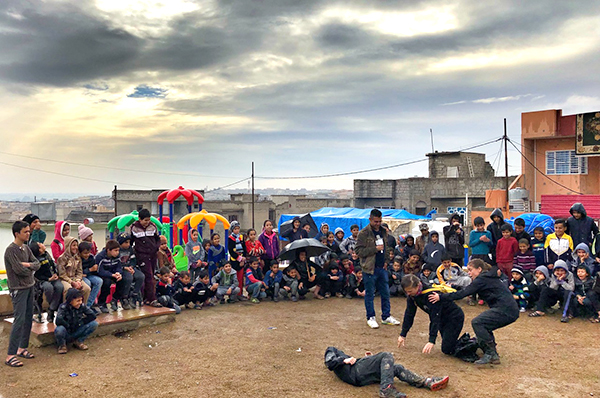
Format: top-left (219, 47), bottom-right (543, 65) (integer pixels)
top-left (1, 0), bottom-right (600, 195)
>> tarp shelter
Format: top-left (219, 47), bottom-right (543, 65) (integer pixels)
top-left (278, 207), bottom-right (430, 238)
top-left (505, 213), bottom-right (555, 235)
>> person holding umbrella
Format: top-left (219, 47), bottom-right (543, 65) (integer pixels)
top-left (355, 209), bottom-right (401, 329)
top-left (281, 216), bottom-right (308, 243)
top-left (279, 238), bottom-right (330, 299)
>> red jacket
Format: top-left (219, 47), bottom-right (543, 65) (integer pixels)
top-left (496, 237), bottom-right (519, 264)
top-left (245, 240), bottom-right (265, 257)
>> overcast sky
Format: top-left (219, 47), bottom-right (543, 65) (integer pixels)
top-left (1, 0), bottom-right (600, 195)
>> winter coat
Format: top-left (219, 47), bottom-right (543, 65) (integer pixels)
top-left (81, 255), bottom-right (98, 278)
top-left (207, 245), bottom-right (227, 267)
top-left (548, 262), bottom-right (575, 292)
top-left (228, 234), bottom-right (246, 271)
top-left (340, 236), bottom-right (358, 254)
top-left (51, 221), bottom-right (70, 260)
top-left (443, 224), bottom-right (465, 259)
top-left (347, 273), bottom-right (364, 294)
top-left (566, 203), bottom-right (599, 248)
top-left (95, 249), bottom-right (123, 279)
top-left (545, 233), bottom-right (573, 265)
top-left (531, 237), bottom-right (546, 267)
top-left (245, 266), bottom-right (264, 285)
top-left (570, 243), bottom-right (598, 275)
top-left (355, 224), bottom-right (390, 274)
top-left (131, 220), bottom-right (160, 257)
top-left (324, 347), bottom-right (378, 387)
top-left (56, 237), bottom-right (83, 284)
top-left (185, 230), bottom-right (205, 269)
top-left (55, 289), bottom-right (96, 334)
top-left (258, 230), bottom-right (280, 261)
top-left (118, 246), bottom-right (137, 269)
top-left (211, 268), bottom-right (239, 289)
top-left (30, 243), bottom-right (57, 282)
top-left (422, 238), bottom-right (446, 269)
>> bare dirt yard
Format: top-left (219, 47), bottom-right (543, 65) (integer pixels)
top-left (0, 295), bottom-right (599, 398)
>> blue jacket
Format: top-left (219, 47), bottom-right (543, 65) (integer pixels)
top-left (530, 237), bottom-right (546, 267)
top-left (469, 230), bottom-right (493, 255)
top-left (95, 249), bottom-right (123, 279)
top-left (264, 270), bottom-right (283, 287)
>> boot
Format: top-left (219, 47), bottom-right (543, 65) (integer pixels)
top-left (110, 300), bottom-right (119, 312)
top-left (474, 342), bottom-right (500, 365)
top-left (379, 384), bottom-right (407, 398)
top-left (423, 376), bottom-right (450, 391)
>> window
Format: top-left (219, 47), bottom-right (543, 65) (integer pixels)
top-left (228, 215), bottom-right (238, 222)
top-left (546, 150), bottom-right (588, 175)
top-left (446, 166), bottom-right (458, 178)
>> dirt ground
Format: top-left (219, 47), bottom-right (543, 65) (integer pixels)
top-left (0, 295), bottom-right (599, 398)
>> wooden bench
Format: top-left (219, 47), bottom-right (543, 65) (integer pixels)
top-left (3, 306), bottom-right (176, 347)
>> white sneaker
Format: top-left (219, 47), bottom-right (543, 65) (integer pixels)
top-left (381, 316), bottom-right (401, 326)
top-left (519, 307), bottom-right (526, 313)
top-left (367, 317), bottom-right (379, 329)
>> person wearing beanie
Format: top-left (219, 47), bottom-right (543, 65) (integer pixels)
top-left (529, 260), bottom-right (574, 321)
top-left (469, 217), bottom-right (492, 262)
top-left (509, 267), bottom-right (530, 312)
top-left (415, 223), bottom-right (430, 255)
top-left (30, 241), bottom-right (64, 322)
top-left (78, 224), bottom-right (97, 256)
top-left (23, 214), bottom-right (46, 245)
top-left (528, 265), bottom-right (550, 307)
top-left (54, 288), bottom-right (98, 354)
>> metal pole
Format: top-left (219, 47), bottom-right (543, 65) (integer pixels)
top-left (430, 128), bottom-right (434, 153)
top-left (113, 185), bottom-right (118, 217)
top-left (504, 118), bottom-right (509, 214)
top-left (252, 161), bottom-right (255, 229)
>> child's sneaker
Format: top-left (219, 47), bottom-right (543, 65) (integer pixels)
top-left (467, 297), bottom-right (476, 306)
top-left (336, 293), bottom-right (344, 298)
top-left (324, 292), bottom-right (331, 298)
top-left (250, 298), bottom-right (260, 304)
top-left (121, 299), bottom-right (131, 310)
top-left (219, 299), bottom-right (226, 305)
top-left (381, 316), bottom-right (401, 326)
top-left (186, 302), bottom-right (195, 309)
top-left (273, 296), bottom-right (279, 302)
top-left (99, 304), bottom-right (109, 314)
top-left (291, 295), bottom-right (298, 302)
top-left (379, 384), bottom-right (406, 398)
top-left (110, 300), bottom-right (119, 312)
top-left (519, 307), bottom-right (526, 313)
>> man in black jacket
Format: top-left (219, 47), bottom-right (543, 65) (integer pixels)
top-left (54, 288), bottom-right (98, 354)
top-left (324, 346), bottom-right (448, 398)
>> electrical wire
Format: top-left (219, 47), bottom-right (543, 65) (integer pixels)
top-left (507, 139), bottom-right (583, 195)
top-left (205, 177), bottom-right (252, 193)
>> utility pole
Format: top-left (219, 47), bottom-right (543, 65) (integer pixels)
top-left (251, 162), bottom-right (255, 229)
top-left (113, 185), bottom-right (118, 217)
top-left (430, 128), bottom-right (435, 153)
top-left (504, 119), bottom-right (509, 213)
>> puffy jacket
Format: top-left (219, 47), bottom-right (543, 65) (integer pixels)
top-left (566, 203), bottom-right (599, 248)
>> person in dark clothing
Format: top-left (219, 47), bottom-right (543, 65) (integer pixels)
top-left (388, 259), bottom-right (404, 297)
top-left (173, 271), bottom-right (197, 309)
top-left (95, 240), bottom-right (132, 313)
top-left (567, 264), bottom-right (597, 319)
top-left (227, 220), bottom-right (246, 295)
top-left (487, 208), bottom-right (506, 264)
top-left (324, 346), bottom-right (449, 398)
top-left (280, 216), bottom-right (308, 242)
top-left (346, 268), bottom-right (365, 298)
top-left (398, 274), bottom-right (466, 359)
top-left (513, 218), bottom-right (531, 243)
top-left (30, 241), bottom-right (64, 323)
top-left (193, 270), bottom-right (217, 308)
top-left (443, 214), bottom-right (465, 266)
top-left (381, 223), bottom-right (397, 253)
top-left (131, 208), bottom-right (160, 307)
top-left (156, 267), bottom-right (181, 314)
top-left (324, 264), bottom-right (345, 297)
top-left (54, 288), bottom-right (98, 354)
top-left (566, 203), bottom-right (599, 249)
top-left (291, 250), bottom-right (319, 299)
top-left (429, 258), bottom-right (519, 365)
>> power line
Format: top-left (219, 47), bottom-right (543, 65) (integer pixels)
top-left (0, 160), bottom-right (154, 189)
top-left (256, 137), bottom-right (503, 180)
top-left (507, 139), bottom-right (583, 195)
top-left (205, 177), bottom-right (252, 193)
top-left (0, 151), bottom-right (245, 179)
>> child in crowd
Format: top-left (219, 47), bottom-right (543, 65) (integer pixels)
top-left (155, 267), bottom-right (181, 314)
top-left (422, 231), bottom-right (445, 270)
top-left (118, 233), bottom-right (145, 307)
top-left (194, 270), bottom-right (217, 308)
top-left (212, 262), bottom-right (241, 304)
top-left (486, 208), bottom-right (506, 263)
top-left (385, 249), bottom-right (396, 269)
top-left (469, 217), bottom-right (492, 262)
top-left (530, 260), bottom-right (574, 321)
top-left (420, 265), bottom-right (437, 286)
top-left (54, 288), bottom-right (98, 354)
top-left (513, 218), bottom-right (531, 242)
top-left (131, 209), bottom-right (161, 307)
top-left (245, 257), bottom-right (267, 304)
top-left (436, 254), bottom-right (471, 289)
top-left (568, 264), bottom-right (598, 320)
top-left (350, 251), bottom-right (360, 270)
top-left (415, 223), bottom-right (430, 254)
top-left (23, 214), bottom-right (46, 245)
top-left (263, 261), bottom-right (283, 302)
top-left (528, 266), bottom-right (550, 306)
top-left (545, 219), bottom-right (573, 270)
top-left (509, 268), bottom-right (530, 312)
top-left (327, 231), bottom-right (342, 256)
top-left (530, 227), bottom-right (547, 268)
top-left (403, 250), bottom-right (422, 276)
top-left (79, 242), bottom-right (102, 313)
top-left (315, 222), bottom-right (330, 241)
top-left (315, 235), bottom-right (331, 268)
top-left (346, 268), bottom-right (365, 299)
top-left (340, 224), bottom-right (359, 254)
top-left (51, 221), bottom-right (70, 260)
top-left (207, 233), bottom-right (227, 279)
top-left (401, 235), bottom-right (416, 262)
top-left (245, 228), bottom-right (266, 260)
top-left (57, 236), bottom-right (91, 304)
top-left (258, 220), bottom-right (280, 273)
top-left (228, 221), bottom-right (246, 295)
top-left (303, 222), bottom-right (312, 235)
top-left (96, 239), bottom-right (133, 312)
top-left (496, 224), bottom-right (519, 277)
top-left (78, 224), bottom-right (97, 256)
top-left (339, 254), bottom-right (355, 279)
top-left (513, 238), bottom-right (536, 278)
top-left (280, 266), bottom-right (300, 302)
top-left (334, 228), bottom-right (345, 246)
top-left (158, 235), bottom-right (176, 274)
top-left (389, 258), bottom-right (404, 297)
top-left (186, 229), bottom-right (206, 282)
top-left (443, 214), bottom-right (465, 266)
top-left (570, 243), bottom-right (597, 276)
top-left (325, 264), bottom-right (345, 298)
top-left (173, 271), bottom-right (197, 310)
top-left (30, 241), bottom-right (63, 323)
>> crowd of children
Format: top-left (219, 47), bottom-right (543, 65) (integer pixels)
top-left (6, 203), bottom-right (600, 363)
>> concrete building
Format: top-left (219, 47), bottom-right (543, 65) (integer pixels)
top-left (354, 151), bottom-right (509, 215)
top-left (519, 109), bottom-right (600, 211)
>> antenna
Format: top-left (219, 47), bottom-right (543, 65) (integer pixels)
top-left (430, 128), bottom-right (435, 153)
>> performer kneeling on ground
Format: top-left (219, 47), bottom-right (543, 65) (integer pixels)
top-left (398, 274), bottom-right (476, 361)
top-left (429, 259), bottom-right (519, 365)
top-left (324, 346), bottom-right (448, 398)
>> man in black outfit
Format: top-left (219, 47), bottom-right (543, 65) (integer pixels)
top-left (324, 346), bottom-right (449, 398)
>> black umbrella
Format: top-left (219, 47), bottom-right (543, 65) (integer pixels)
top-left (278, 213), bottom-right (319, 239)
top-left (278, 238), bottom-right (330, 261)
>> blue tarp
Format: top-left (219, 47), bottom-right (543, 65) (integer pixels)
top-left (505, 213), bottom-right (555, 235)
top-left (278, 207), bottom-right (430, 237)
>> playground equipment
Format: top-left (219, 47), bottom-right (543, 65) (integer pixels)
top-left (157, 186), bottom-right (204, 249)
top-left (173, 245), bottom-right (188, 273)
top-left (107, 210), bottom-right (162, 239)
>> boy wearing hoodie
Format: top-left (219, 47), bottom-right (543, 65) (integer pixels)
top-left (443, 214), bottom-right (465, 266)
top-left (51, 221), bottom-right (70, 260)
top-left (340, 224), bottom-right (359, 254)
top-left (96, 239), bottom-right (132, 312)
top-left (528, 266), bottom-right (550, 307)
top-left (57, 236), bottom-right (91, 304)
top-left (570, 243), bottom-right (598, 276)
top-left (469, 217), bottom-right (492, 262)
top-left (530, 260), bottom-right (574, 321)
top-left (566, 203), bottom-right (598, 248)
top-left (509, 267), bottom-right (530, 312)
top-left (401, 235), bottom-right (416, 263)
top-left (131, 209), bottom-right (160, 307)
top-left (54, 288), bottom-right (98, 354)
top-left (185, 229), bottom-right (206, 282)
top-left (211, 262), bottom-right (241, 303)
top-left (486, 208), bottom-right (506, 264)
top-left (30, 242), bottom-right (63, 323)
top-left (545, 219), bottom-right (573, 270)
top-left (263, 261), bottom-right (283, 302)
top-left (118, 233), bottom-right (145, 307)
top-left (568, 264), bottom-right (598, 320)
top-left (422, 231), bottom-right (445, 270)
top-left (334, 228), bottom-right (345, 246)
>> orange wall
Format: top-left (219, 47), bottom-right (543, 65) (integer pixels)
top-left (521, 110), bottom-right (559, 139)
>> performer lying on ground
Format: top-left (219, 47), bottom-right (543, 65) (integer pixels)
top-left (324, 346), bottom-right (449, 398)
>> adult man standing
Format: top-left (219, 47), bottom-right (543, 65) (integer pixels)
top-left (4, 220), bottom-right (40, 367)
top-left (355, 209), bottom-right (401, 329)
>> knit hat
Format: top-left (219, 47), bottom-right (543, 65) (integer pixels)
top-left (78, 224), bottom-right (93, 241)
top-left (117, 232), bottom-right (131, 245)
top-left (230, 220), bottom-right (240, 230)
top-left (553, 260), bottom-right (569, 272)
top-left (534, 265), bottom-right (549, 279)
top-left (334, 227), bottom-right (344, 235)
top-left (419, 223), bottom-right (429, 231)
top-left (511, 267), bottom-right (524, 277)
top-left (22, 213), bottom-right (40, 225)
